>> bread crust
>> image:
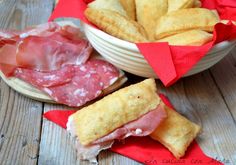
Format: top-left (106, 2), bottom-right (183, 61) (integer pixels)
top-left (119, 0), bottom-right (136, 20)
top-left (157, 30), bottom-right (213, 46)
top-left (168, 0), bottom-right (195, 12)
top-left (135, 0), bottom-right (168, 40)
top-left (85, 8), bottom-right (148, 43)
top-left (88, 0), bottom-right (127, 17)
top-left (150, 103), bottom-right (201, 159)
top-left (155, 8), bottom-right (220, 39)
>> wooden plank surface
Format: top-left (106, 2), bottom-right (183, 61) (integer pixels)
top-left (0, 0), bottom-right (54, 165)
top-left (0, 0), bottom-right (236, 165)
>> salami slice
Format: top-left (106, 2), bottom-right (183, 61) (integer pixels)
top-left (14, 65), bottom-right (75, 88)
top-left (43, 65), bottom-right (103, 107)
top-left (17, 59), bottom-right (120, 107)
top-left (87, 59), bottom-right (120, 88)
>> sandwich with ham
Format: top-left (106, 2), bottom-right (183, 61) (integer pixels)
top-left (67, 78), bottom-right (167, 163)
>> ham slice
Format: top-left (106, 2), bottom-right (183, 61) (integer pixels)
top-left (67, 104), bottom-right (167, 162)
top-left (16, 35), bottom-right (92, 71)
top-left (93, 105), bottom-right (166, 144)
top-left (0, 22), bottom-right (60, 47)
top-left (0, 22), bottom-right (92, 76)
top-left (0, 44), bottom-right (18, 76)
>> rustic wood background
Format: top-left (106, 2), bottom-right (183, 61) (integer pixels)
top-left (0, 0), bottom-right (236, 164)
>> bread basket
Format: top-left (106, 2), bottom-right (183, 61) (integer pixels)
top-left (82, 22), bottom-right (236, 78)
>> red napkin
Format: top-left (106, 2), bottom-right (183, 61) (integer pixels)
top-left (49, 0), bottom-right (236, 86)
top-left (43, 94), bottom-right (223, 165)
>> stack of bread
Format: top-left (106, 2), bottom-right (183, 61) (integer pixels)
top-left (84, 0), bottom-right (222, 46)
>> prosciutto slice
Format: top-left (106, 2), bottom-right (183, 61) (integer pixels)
top-left (67, 104), bottom-right (167, 162)
top-left (0, 44), bottom-right (18, 76)
top-left (16, 35), bottom-right (92, 71)
top-left (0, 22), bottom-right (92, 76)
top-left (93, 105), bottom-right (167, 144)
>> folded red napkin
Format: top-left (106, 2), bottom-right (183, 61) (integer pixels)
top-left (44, 94), bottom-right (223, 165)
top-left (49, 0), bottom-right (236, 86)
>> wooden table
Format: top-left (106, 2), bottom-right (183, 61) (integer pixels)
top-left (0, 0), bottom-right (236, 165)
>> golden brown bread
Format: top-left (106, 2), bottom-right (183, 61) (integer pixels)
top-left (157, 30), bottom-right (213, 46)
top-left (150, 103), bottom-right (201, 159)
top-left (155, 8), bottom-right (220, 39)
top-left (85, 8), bottom-right (148, 43)
top-left (119, 0), bottom-right (136, 20)
top-left (88, 0), bottom-right (127, 17)
top-left (69, 79), bottom-right (161, 146)
top-left (135, 0), bottom-right (168, 40)
top-left (168, 0), bottom-right (195, 12)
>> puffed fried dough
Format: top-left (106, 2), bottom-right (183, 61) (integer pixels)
top-left (135, 0), bottom-right (168, 40)
top-left (155, 8), bottom-right (220, 39)
top-left (69, 79), bottom-right (161, 146)
top-left (85, 8), bottom-right (148, 43)
top-left (193, 0), bottom-right (201, 7)
top-left (88, 0), bottom-right (127, 17)
top-left (150, 103), bottom-right (201, 159)
top-left (119, 0), bottom-right (136, 20)
top-left (157, 30), bottom-right (213, 46)
top-left (168, 0), bottom-right (195, 12)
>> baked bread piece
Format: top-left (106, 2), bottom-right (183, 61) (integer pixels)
top-left (150, 103), bottom-right (201, 159)
top-left (69, 79), bottom-right (161, 145)
top-left (88, 0), bottom-right (127, 17)
top-left (85, 8), bottom-right (148, 43)
top-left (168, 0), bottom-right (195, 12)
top-left (157, 30), bottom-right (213, 46)
top-left (135, 0), bottom-right (168, 40)
top-left (119, 0), bottom-right (136, 20)
top-left (155, 8), bottom-right (220, 39)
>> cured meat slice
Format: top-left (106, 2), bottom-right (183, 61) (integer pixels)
top-left (0, 22), bottom-right (92, 76)
top-left (0, 44), bottom-right (18, 76)
top-left (43, 66), bottom-right (103, 107)
top-left (14, 65), bottom-right (75, 88)
top-left (16, 35), bottom-right (92, 71)
top-left (0, 22), bottom-right (60, 47)
top-left (19, 22), bottom-right (60, 38)
top-left (93, 105), bottom-right (166, 144)
top-left (60, 25), bottom-right (85, 41)
top-left (22, 60), bottom-right (119, 107)
top-left (0, 30), bottom-right (19, 47)
top-left (86, 59), bottom-right (120, 88)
